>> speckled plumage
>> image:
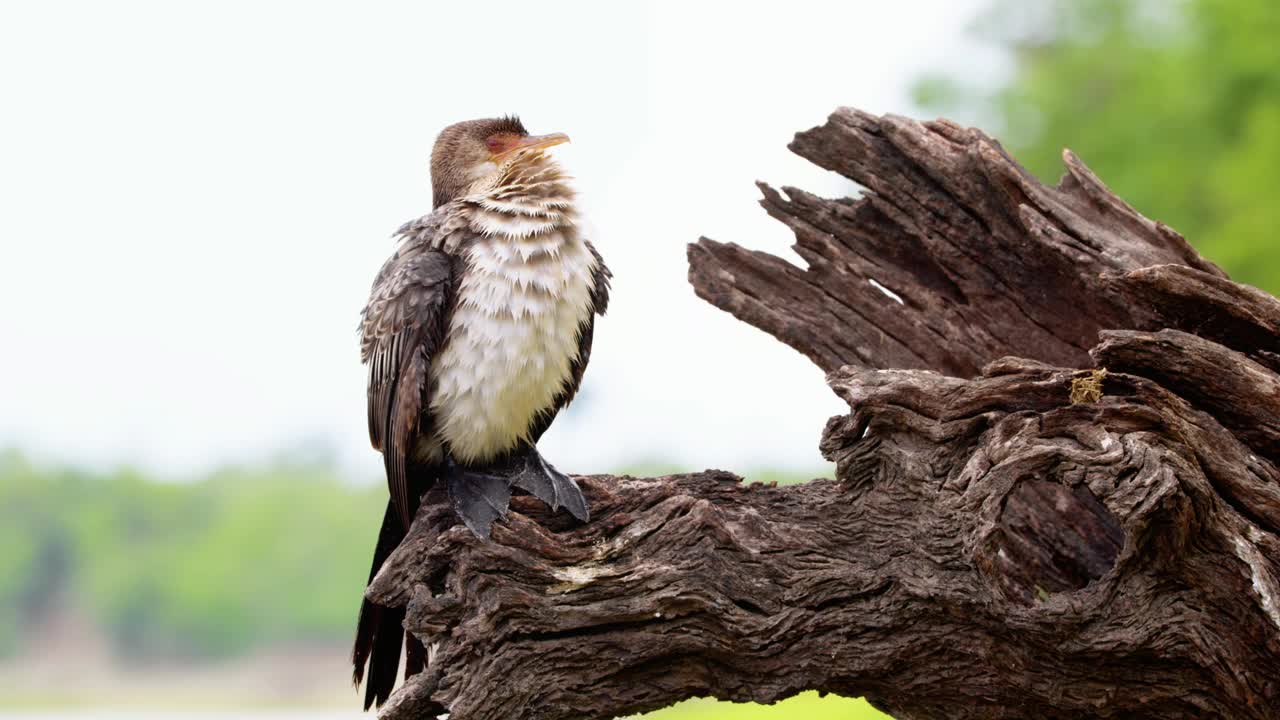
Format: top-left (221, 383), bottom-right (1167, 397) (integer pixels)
top-left (360, 150), bottom-right (610, 526)
top-left (354, 120), bottom-right (609, 711)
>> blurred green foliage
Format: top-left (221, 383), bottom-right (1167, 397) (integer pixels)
top-left (914, 0), bottom-right (1280, 292)
top-left (0, 451), bottom-right (384, 660)
top-left (0, 452), bottom-right (824, 663)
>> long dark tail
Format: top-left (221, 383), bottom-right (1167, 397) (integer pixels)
top-left (352, 500), bottom-right (427, 710)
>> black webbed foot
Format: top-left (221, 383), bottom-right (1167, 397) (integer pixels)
top-left (509, 447), bottom-right (590, 523)
top-left (444, 448), bottom-right (590, 539)
top-left (443, 459), bottom-right (511, 540)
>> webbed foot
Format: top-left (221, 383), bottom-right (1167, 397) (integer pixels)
top-left (443, 460), bottom-right (511, 540)
top-left (510, 447), bottom-right (590, 523)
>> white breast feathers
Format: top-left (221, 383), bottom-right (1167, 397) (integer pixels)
top-left (428, 198), bottom-right (599, 464)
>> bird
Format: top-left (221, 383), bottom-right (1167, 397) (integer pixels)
top-left (351, 116), bottom-right (611, 710)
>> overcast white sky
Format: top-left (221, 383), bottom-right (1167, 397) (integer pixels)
top-left (0, 0), bottom-right (994, 480)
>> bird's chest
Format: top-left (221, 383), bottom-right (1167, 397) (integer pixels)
top-left (429, 230), bottom-right (596, 463)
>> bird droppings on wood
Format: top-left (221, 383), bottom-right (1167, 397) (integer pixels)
top-left (1233, 529), bottom-right (1280, 632)
top-left (547, 563), bottom-right (608, 593)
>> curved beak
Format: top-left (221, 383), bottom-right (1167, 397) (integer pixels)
top-left (501, 132), bottom-right (570, 158)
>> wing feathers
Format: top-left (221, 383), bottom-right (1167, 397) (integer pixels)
top-left (385, 344), bottom-right (426, 529)
top-left (361, 249), bottom-right (456, 529)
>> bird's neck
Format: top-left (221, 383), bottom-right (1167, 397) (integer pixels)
top-left (457, 155), bottom-right (577, 243)
top-left (475, 154), bottom-right (576, 218)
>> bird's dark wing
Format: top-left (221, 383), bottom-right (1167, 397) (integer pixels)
top-left (361, 247), bottom-right (456, 529)
top-left (528, 241), bottom-right (611, 442)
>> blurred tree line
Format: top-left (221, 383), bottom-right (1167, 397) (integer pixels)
top-left (0, 451), bottom-right (384, 660)
top-left (915, 0), bottom-right (1280, 292)
top-left (0, 452), bottom-right (815, 663)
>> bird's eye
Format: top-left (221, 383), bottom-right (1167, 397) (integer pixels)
top-left (485, 136), bottom-right (506, 153)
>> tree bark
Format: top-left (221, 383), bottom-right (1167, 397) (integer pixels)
top-left (370, 108), bottom-right (1280, 719)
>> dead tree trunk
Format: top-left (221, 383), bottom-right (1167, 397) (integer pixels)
top-left (369, 108), bottom-right (1280, 720)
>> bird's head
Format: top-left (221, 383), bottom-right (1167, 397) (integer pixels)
top-left (429, 116), bottom-right (569, 208)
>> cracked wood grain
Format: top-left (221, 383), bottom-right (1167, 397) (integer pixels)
top-left (688, 109), bottom-right (1222, 377)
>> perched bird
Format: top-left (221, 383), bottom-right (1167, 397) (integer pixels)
top-left (351, 116), bottom-right (611, 709)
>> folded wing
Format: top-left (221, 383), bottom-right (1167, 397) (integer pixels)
top-left (361, 248), bottom-right (456, 528)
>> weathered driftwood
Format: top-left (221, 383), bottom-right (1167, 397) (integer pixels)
top-left (369, 108), bottom-right (1280, 719)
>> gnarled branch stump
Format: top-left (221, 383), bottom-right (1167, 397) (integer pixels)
top-left (370, 108), bottom-right (1280, 719)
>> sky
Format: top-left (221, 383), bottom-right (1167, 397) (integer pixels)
top-left (0, 0), bottom-right (995, 480)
